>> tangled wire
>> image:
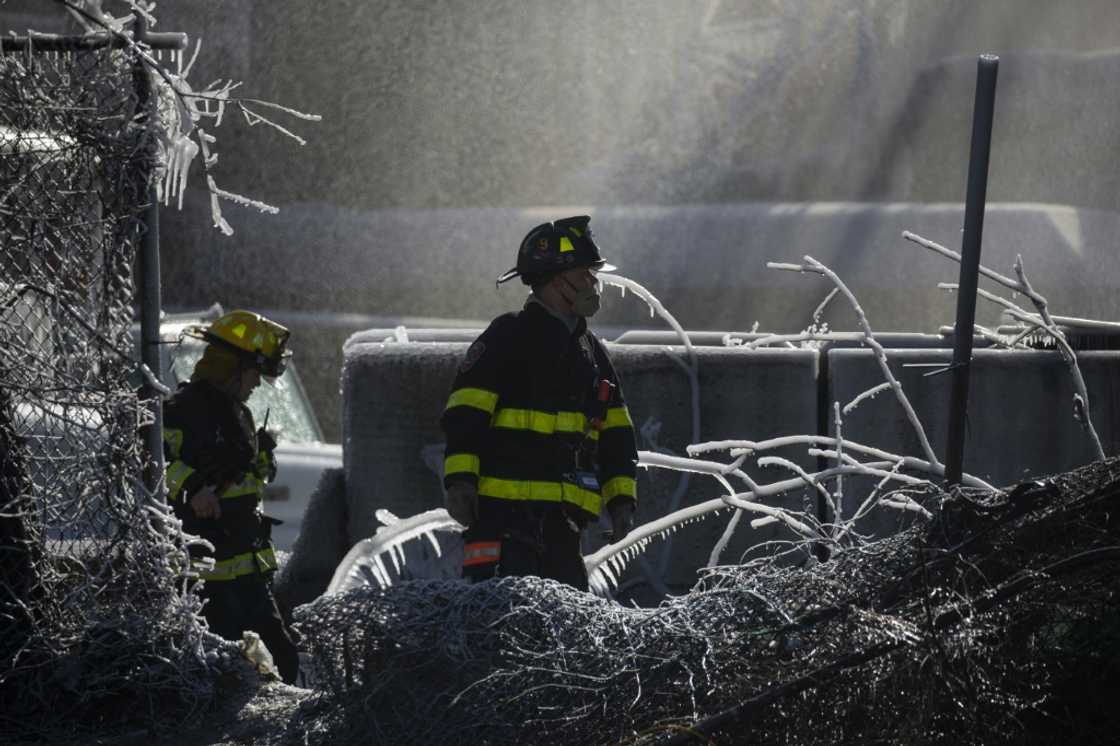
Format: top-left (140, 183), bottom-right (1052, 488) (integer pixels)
top-left (292, 457), bottom-right (1120, 745)
top-left (0, 38), bottom-right (223, 742)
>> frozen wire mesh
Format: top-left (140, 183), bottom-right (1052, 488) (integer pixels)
top-left (0, 39), bottom-right (217, 740)
top-left (292, 458), bottom-right (1120, 746)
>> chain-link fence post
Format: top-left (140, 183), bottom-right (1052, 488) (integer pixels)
top-left (132, 14), bottom-right (179, 498)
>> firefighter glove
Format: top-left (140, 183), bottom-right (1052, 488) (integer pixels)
top-left (445, 480), bottom-right (478, 527)
top-left (189, 484), bottom-right (222, 520)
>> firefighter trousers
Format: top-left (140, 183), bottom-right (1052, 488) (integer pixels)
top-left (463, 505), bottom-right (589, 591)
top-left (199, 573), bottom-right (300, 684)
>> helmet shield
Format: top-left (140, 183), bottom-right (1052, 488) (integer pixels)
top-left (497, 215), bottom-right (617, 286)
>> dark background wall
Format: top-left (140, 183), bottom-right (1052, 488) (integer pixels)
top-left (6, 0), bottom-right (1120, 442)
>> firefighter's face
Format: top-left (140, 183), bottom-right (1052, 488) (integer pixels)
top-left (551, 267), bottom-right (601, 317)
top-left (236, 366), bottom-right (262, 402)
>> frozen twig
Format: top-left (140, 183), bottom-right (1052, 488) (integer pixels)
top-left (57, 0), bottom-right (317, 235)
top-left (843, 383), bottom-right (892, 415)
top-left (768, 256), bottom-right (942, 467)
top-left (910, 229), bottom-right (1105, 461)
top-left (689, 436), bottom-right (992, 490)
top-left (745, 331), bottom-right (865, 349)
top-left (600, 273), bottom-right (702, 586)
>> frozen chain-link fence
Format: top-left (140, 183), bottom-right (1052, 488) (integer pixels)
top-left (0, 38), bottom-right (220, 739)
top-left (293, 458), bottom-right (1120, 746)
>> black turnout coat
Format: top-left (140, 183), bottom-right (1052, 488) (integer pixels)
top-left (440, 299), bottom-right (638, 527)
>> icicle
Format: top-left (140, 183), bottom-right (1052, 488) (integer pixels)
top-left (373, 555), bottom-right (390, 588)
top-left (588, 571), bottom-right (608, 597)
top-left (424, 530), bottom-right (442, 556)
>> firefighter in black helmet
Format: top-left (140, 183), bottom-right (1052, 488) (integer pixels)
top-left (440, 216), bottom-right (638, 590)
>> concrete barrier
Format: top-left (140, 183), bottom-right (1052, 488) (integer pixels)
top-left (825, 347), bottom-right (1120, 535)
top-left (341, 340), bottom-right (821, 594)
top-left (274, 467), bottom-right (349, 616)
top-left (612, 330), bottom-right (994, 348)
top-left (341, 341), bottom-right (464, 544)
top-left (291, 329), bottom-right (1120, 604)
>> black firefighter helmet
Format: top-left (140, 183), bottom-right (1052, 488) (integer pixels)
top-left (496, 215), bottom-right (617, 286)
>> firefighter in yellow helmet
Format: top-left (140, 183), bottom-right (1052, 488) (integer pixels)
top-left (162, 310), bottom-right (298, 682)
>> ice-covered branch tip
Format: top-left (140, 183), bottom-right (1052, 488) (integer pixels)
top-left (326, 508), bottom-right (464, 593)
top-left (598, 273), bottom-right (701, 590)
top-left (688, 436), bottom-right (993, 490)
top-left (902, 231), bottom-right (1023, 292)
top-left (589, 444), bottom-right (949, 593)
top-left (59, 1), bottom-right (318, 235)
top-left (767, 256), bottom-right (941, 468)
top-left (599, 273), bottom-right (695, 360)
top-left (908, 230), bottom-right (1105, 462)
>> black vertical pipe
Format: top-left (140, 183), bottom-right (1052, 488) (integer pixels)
top-left (133, 14), bottom-right (166, 497)
top-left (945, 54), bottom-right (999, 486)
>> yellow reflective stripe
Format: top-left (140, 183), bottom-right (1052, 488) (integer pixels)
top-left (493, 408), bottom-right (548, 433)
top-left (165, 461), bottom-right (194, 501)
top-left (444, 453), bottom-right (480, 478)
top-left (493, 408), bottom-right (587, 435)
top-left (555, 411), bottom-right (587, 433)
top-left (445, 387), bottom-right (499, 414)
top-left (197, 547), bottom-right (278, 581)
top-left (602, 476), bottom-right (637, 501)
top-left (255, 547), bottom-right (278, 573)
top-left (604, 406), bottom-right (633, 429)
top-left (220, 475), bottom-right (262, 499)
top-left (477, 476), bottom-right (602, 514)
top-left (164, 428), bottom-right (184, 458)
top-left (559, 236), bottom-right (575, 252)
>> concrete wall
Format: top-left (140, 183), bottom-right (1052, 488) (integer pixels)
top-left (158, 201), bottom-right (1120, 342)
top-left (826, 348), bottom-right (1120, 512)
top-left (341, 341), bottom-right (821, 592)
top-left (334, 337), bottom-right (1120, 592)
top-left (167, 201), bottom-right (1120, 452)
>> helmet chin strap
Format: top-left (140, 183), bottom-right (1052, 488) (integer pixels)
top-left (556, 274), bottom-right (591, 316)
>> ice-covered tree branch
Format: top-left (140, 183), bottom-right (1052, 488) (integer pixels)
top-left (767, 256), bottom-right (942, 468)
top-left (907, 230), bottom-right (1105, 461)
top-left (56, 0), bottom-right (320, 235)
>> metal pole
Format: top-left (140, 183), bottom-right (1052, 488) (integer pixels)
top-left (945, 54), bottom-right (999, 486)
top-left (133, 14), bottom-right (167, 497)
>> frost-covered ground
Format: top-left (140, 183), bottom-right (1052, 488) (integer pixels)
top-left (58, 668), bottom-right (308, 746)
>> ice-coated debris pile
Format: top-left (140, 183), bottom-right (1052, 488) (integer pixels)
top-left (292, 458), bottom-right (1120, 745)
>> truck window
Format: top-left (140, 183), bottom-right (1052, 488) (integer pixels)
top-left (167, 340), bottom-right (323, 445)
